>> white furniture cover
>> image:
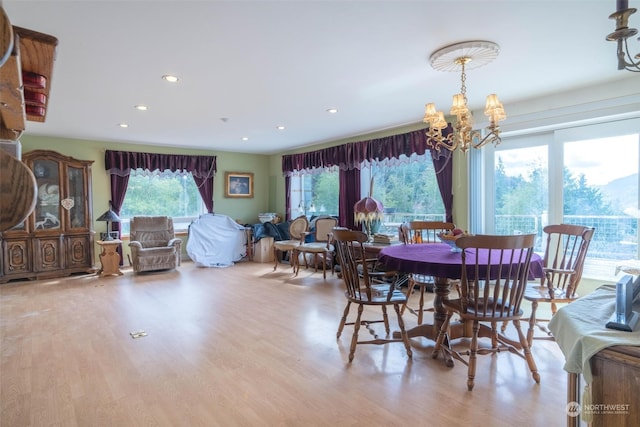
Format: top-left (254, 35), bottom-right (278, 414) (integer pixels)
top-left (186, 214), bottom-right (247, 267)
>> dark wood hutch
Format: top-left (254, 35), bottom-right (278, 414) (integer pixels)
top-left (0, 150), bottom-right (95, 283)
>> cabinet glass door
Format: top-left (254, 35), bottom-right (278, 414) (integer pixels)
top-left (67, 166), bottom-right (86, 229)
top-left (33, 159), bottom-right (61, 230)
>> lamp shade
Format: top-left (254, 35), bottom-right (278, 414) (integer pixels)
top-left (353, 196), bottom-right (384, 225)
top-left (96, 209), bottom-right (121, 223)
top-left (96, 208), bottom-right (120, 241)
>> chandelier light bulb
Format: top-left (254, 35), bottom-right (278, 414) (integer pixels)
top-left (484, 94), bottom-right (507, 122)
top-left (450, 94), bottom-right (468, 116)
top-left (423, 103), bottom-right (439, 122)
top-left (432, 112), bottom-right (448, 130)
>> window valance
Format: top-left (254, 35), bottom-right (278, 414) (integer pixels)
top-left (105, 150), bottom-right (216, 179)
top-left (282, 127), bottom-right (452, 176)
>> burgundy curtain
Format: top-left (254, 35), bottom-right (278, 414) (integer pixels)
top-left (105, 150), bottom-right (216, 211)
top-left (282, 126), bottom-right (454, 223)
top-left (431, 151), bottom-right (454, 223)
top-left (192, 176), bottom-right (214, 213)
top-left (109, 173), bottom-right (130, 227)
top-left (105, 150), bottom-right (216, 178)
top-left (108, 173), bottom-right (130, 265)
top-left (281, 128), bottom-right (452, 172)
top-left (339, 168), bottom-right (360, 229)
top-left (284, 176), bottom-right (291, 221)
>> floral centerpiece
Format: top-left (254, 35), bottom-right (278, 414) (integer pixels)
top-left (437, 228), bottom-right (470, 252)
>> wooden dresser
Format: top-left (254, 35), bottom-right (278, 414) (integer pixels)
top-left (589, 345), bottom-right (640, 426)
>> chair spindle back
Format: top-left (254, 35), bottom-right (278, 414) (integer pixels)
top-left (400, 221), bottom-right (455, 244)
top-left (456, 234), bottom-right (536, 319)
top-left (542, 224), bottom-right (595, 297)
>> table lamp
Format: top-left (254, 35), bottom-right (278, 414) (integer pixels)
top-left (354, 177), bottom-right (384, 240)
top-left (353, 196), bottom-right (384, 240)
top-left (96, 203), bottom-right (121, 241)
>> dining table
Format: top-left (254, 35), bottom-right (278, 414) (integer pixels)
top-left (377, 242), bottom-right (544, 365)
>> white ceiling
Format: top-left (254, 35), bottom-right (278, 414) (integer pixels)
top-left (4, 0), bottom-right (639, 155)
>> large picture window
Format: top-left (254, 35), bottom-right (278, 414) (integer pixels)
top-left (119, 169), bottom-right (207, 234)
top-left (364, 155), bottom-right (445, 234)
top-left (104, 150), bottom-right (216, 238)
top-left (287, 155), bottom-right (446, 236)
top-left (482, 118), bottom-right (639, 279)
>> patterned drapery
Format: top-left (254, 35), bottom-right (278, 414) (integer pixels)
top-left (282, 127), bottom-right (454, 224)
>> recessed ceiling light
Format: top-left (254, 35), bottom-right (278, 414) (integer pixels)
top-left (134, 104), bottom-right (148, 111)
top-left (118, 123), bottom-right (129, 128)
top-left (277, 125), bottom-right (285, 130)
top-left (326, 108), bottom-right (338, 114)
top-left (162, 75), bottom-right (179, 83)
top-left (242, 137), bottom-right (249, 141)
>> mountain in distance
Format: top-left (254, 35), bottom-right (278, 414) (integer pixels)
top-left (599, 174), bottom-right (639, 216)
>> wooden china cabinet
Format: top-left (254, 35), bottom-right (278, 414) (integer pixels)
top-left (0, 150), bottom-right (95, 283)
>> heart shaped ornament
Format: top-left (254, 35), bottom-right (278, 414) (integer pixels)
top-left (61, 198), bottom-right (75, 210)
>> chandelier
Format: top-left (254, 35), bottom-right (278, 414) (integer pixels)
top-left (422, 41), bottom-right (506, 154)
top-left (606, 0), bottom-right (640, 72)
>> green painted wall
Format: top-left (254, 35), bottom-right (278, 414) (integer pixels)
top-left (20, 135), bottom-right (272, 225)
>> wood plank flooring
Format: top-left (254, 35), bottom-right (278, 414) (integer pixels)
top-left (1, 261), bottom-right (575, 426)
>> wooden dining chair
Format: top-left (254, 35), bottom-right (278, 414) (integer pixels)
top-left (521, 224), bottom-right (595, 346)
top-left (399, 221), bottom-right (455, 325)
top-left (272, 215), bottom-right (309, 272)
top-left (333, 229), bottom-right (412, 362)
top-left (294, 216), bottom-right (338, 278)
top-left (432, 233), bottom-right (540, 391)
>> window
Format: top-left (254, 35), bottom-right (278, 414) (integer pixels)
top-left (288, 156), bottom-right (445, 235)
top-left (562, 134), bottom-right (638, 277)
top-left (365, 156), bottom-right (445, 234)
top-left (493, 143), bottom-right (549, 252)
top-left (119, 169), bottom-right (207, 234)
top-left (482, 118), bottom-right (640, 280)
top-left (289, 170), bottom-right (339, 219)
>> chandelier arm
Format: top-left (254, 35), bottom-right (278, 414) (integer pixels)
top-left (622, 38), bottom-right (640, 71)
top-left (426, 128), bottom-right (457, 153)
top-left (607, 4), bottom-right (640, 72)
top-left (471, 126), bottom-right (502, 150)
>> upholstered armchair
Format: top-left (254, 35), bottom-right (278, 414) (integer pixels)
top-left (129, 216), bottom-right (182, 273)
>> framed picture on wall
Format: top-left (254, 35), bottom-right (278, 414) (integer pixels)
top-left (224, 171), bottom-right (254, 198)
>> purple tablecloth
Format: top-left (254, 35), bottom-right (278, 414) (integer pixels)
top-left (378, 243), bottom-right (544, 280)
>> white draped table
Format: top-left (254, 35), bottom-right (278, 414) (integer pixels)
top-left (548, 283), bottom-right (640, 426)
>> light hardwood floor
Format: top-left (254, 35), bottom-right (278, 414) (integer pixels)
top-left (1, 260), bottom-right (574, 426)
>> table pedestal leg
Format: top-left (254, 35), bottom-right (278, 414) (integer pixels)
top-left (395, 276), bottom-right (455, 366)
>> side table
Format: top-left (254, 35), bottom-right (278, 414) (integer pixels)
top-left (97, 239), bottom-right (123, 277)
